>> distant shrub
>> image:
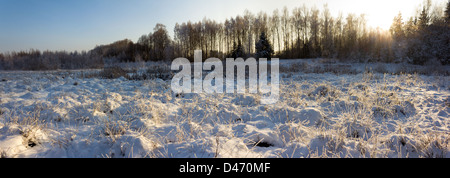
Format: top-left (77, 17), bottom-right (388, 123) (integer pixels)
top-left (279, 62), bottom-right (308, 73)
top-left (100, 66), bottom-right (128, 79)
top-left (146, 65), bottom-right (172, 80)
top-left (126, 64), bottom-right (173, 81)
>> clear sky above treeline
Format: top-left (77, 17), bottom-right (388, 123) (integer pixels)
top-left (0, 0), bottom-right (446, 53)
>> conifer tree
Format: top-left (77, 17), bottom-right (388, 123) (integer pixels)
top-left (390, 12), bottom-right (405, 41)
top-left (445, 0), bottom-right (450, 24)
top-left (231, 39), bottom-right (244, 58)
top-left (255, 32), bottom-right (274, 59)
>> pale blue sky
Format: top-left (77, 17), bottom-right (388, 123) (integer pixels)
top-left (0, 0), bottom-right (446, 53)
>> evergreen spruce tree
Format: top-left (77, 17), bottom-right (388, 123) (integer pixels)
top-left (390, 12), bottom-right (405, 41)
top-left (418, 7), bottom-right (430, 29)
top-left (445, 0), bottom-right (450, 24)
top-left (255, 32), bottom-right (274, 59)
top-left (231, 39), bottom-right (244, 58)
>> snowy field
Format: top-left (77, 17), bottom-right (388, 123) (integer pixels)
top-left (0, 59), bottom-right (449, 158)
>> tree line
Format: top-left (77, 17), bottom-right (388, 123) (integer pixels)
top-left (0, 49), bottom-right (103, 70)
top-left (0, 0), bottom-right (448, 70)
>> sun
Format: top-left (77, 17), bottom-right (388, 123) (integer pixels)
top-left (367, 12), bottom-right (397, 30)
top-left (341, 0), bottom-right (425, 30)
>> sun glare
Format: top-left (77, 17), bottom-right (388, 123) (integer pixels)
top-left (331, 0), bottom-right (414, 30)
top-left (364, 0), bottom-right (407, 30)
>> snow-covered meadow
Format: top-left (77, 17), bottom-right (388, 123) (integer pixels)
top-left (0, 59), bottom-right (449, 158)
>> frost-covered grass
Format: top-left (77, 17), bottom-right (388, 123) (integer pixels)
top-left (0, 60), bottom-right (449, 158)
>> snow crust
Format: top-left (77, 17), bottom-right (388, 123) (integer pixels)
top-left (0, 60), bottom-right (449, 158)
